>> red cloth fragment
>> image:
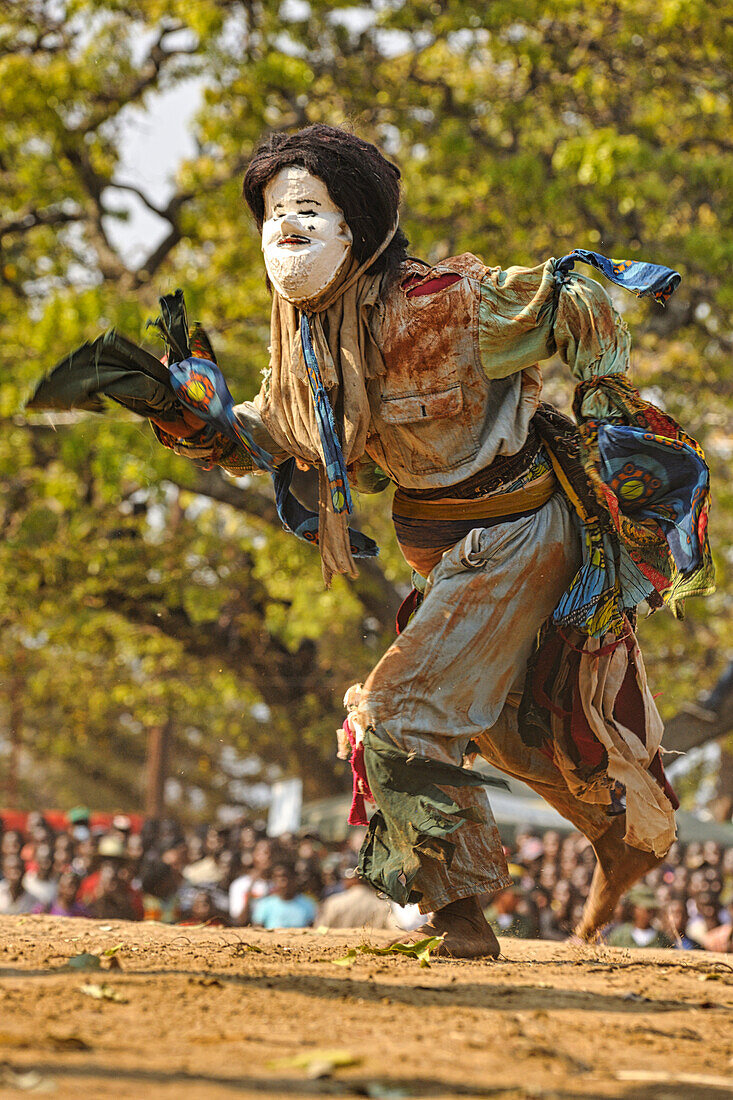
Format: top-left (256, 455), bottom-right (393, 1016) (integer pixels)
top-left (395, 588), bottom-right (421, 634)
top-left (403, 272), bottom-right (462, 298)
top-left (343, 718), bottom-right (374, 826)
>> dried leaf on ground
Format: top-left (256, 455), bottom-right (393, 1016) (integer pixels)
top-left (48, 1036), bottom-right (90, 1052)
top-left (0, 1064), bottom-right (56, 1093)
top-left (231, 943), bottom-right (264, 956)
top-left (79, 983), bottom-right (128, 1003)
top-left (365, 1085), bottom-right (412, 1098)
top-left (616, 1069), bottom-right (733, 1089)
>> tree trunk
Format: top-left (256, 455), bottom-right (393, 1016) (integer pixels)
top-left (145, 722), bottom-right (170, 819)
top-left (7, 647), bottom-right (24, 807)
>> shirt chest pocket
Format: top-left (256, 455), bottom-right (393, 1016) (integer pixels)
top-left (377, 383), bottom-right (481, 475)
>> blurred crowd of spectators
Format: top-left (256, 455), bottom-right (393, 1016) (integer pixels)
top-left (0, 809), bottom-right (731, 951)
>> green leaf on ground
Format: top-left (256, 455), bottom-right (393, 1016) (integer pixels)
top-left (332, 936), bottom-right (444, 969)
top-left (267, 1049), bottom-right (361, 1078)
top-left (66, 953), bottom-right (102, 971)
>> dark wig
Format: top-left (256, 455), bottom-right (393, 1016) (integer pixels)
top-left (243, 124), bottom-right (409, 285)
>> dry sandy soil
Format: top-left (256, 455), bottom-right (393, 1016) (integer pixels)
top-left (0, 916), bottom-right (730, 1099)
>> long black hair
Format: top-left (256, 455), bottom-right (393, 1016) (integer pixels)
top-left (243, 124), bottom-right (409, 286)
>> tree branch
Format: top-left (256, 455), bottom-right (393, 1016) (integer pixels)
top-left (663, 662), bottom-right (733, 754)
top-left (170, 466), bottom-right (404, 632)
top-left (0, 205), bottom-right (83, 241)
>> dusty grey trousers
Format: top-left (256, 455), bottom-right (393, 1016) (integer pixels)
top-left (357, 494), bottom-right (611, 913)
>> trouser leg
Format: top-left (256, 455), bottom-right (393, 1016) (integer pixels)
top-left (475, 701), bottom-right (613, 842)
top-left (358, 495), bottom-right (580, 913)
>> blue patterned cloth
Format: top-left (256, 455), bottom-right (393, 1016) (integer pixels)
top-left (555, 249), bottom-right (681, 303)
top-left (597, 423), bottom-right (710, 575)
top-left (170, 354), bottom-right (377, 559)
top-left (543, 251), bottom-right (714, 636)
top-left (168, 357), bottom-right (274, 472)
top-left (299, 313), bottom-right (354, 515)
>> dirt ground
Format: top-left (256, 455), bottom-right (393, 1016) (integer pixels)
top-left (0, 917), bottom-right (731, 1099)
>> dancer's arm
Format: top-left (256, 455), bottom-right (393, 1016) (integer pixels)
top-left (151, 397), bottom-right (288, 475)
top-left (476, 258), bottom-right (629, 399)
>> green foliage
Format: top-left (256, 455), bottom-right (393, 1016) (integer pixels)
top-left (1, 0), bottom-right (730, 814)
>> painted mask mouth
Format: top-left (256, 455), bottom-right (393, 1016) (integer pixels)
top-left (278, 235), bottom-right (310, 246)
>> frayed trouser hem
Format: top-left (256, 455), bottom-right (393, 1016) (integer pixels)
top-left (418, 871), bottom-right (513, 915)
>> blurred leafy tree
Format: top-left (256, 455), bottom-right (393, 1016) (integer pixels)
top-left (1, 0), bottom-right (730, 815)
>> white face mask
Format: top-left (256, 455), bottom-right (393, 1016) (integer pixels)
top-left (262, 166), bottom-right (353, 305)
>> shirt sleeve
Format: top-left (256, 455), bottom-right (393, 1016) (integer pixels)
top-left (224, 400), bottom-right (289, 473)
top-left (478, 259), bottom-right (631, 411)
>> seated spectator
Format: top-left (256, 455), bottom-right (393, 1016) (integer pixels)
top-left (685, 842), bottom-right (705, 871)
top-left (539, 880), bottom-right (579, 942)
top-left (67, 806), bottom-right (91, 842)
top-left (320, 855), bottom-right (347, 900)
top-left (606, 886), bottom-right (673, 948)
top-left (251, 862), bottom-right (316, 930)
top-left (703, 840), bottom-right (722, 871)
top-left (1, 830), bottom-right (23, 860)
top-left (0, 855), bottom-right (36, 914)
top-left (79, 836), bottom-right (143, 921)
top-left (484, 883), bottom-right (538, 939)
top-left (23, 842), bottom-right (57, 907)
top-left (704, 898), bottom-right (733, 954)
top-left (687, 891), bottom-right (723, 946)
top-left (296, 859), bottom-right (323, 904)
top-left (229, 838), bottom-right (273, 924)
top-left (141, 859), bottom-right (182, 923)
top-left (53, 834), bottom-right (74, 877)
top-left (33, 871), bottom-right (89, 917)
top-left (127, 833), bottom-right (145, 873)
top-left (85, 860), bottom-right (139, 921)
top-left (541, 830), bottom-right (561, 865)
top-left (663, 897), bottom-right (703, 950)
top-left (179, 888), bottom-right (226, 926)
top-left (71, 835), bottom-right (97, 879)
top-left (185, 832), bottom-right (205, 867)
top-left (184, 826), bottom-right (227, 886)
top-left (208, 848), bottom-right (240, 917)
top-left (317, 867), bottom-right (397, 930)
top-left (516, 835), bottom-right (544, 887)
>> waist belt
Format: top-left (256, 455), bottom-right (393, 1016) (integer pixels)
top-left (393, 470), bottom-right (557, 522)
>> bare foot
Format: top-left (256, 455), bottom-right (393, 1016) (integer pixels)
top-left (396, 895), bottom-right (500, 959)
top-left (574, 816), bottom-right (663, 942)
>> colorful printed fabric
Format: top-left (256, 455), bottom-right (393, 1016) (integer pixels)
top-left (573, 375), bottom-right (714, 630)
top-left (300, 313), bottom-right (353, 515)
top-left (154, 295), bottom-right (377, 560)
top-left (537, 254), bottom-right (714, 637)
top-left (168, 356), bottom-right (275, 473)
top-left (555, 249), bottom-right (681, 303)
top-left (541, 381), bottom-right (714, 638)
top-left (272, 458), bottom-right (378, 558)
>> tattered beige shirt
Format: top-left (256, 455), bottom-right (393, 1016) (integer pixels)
top-left (234, 253), bottom-right (630, 489)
